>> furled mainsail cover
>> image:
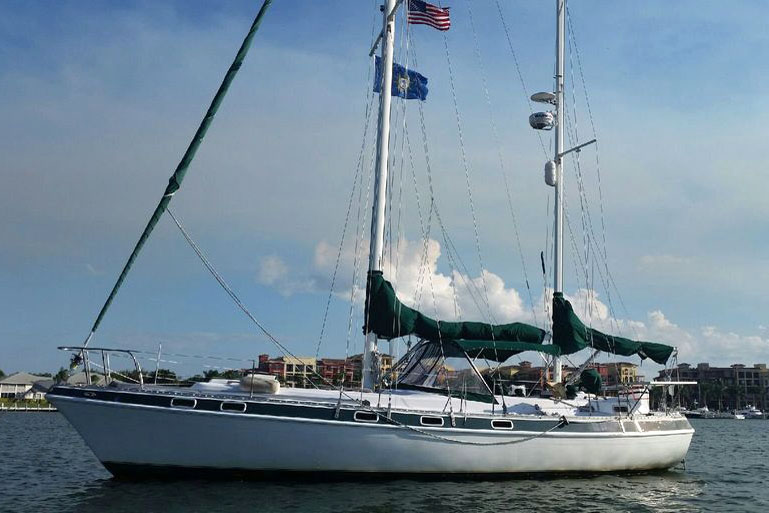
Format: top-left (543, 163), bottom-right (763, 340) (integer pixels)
top-left (551, 292), bottom-right (674, 365)
top-left (364, 271), bottom-right (547, 346)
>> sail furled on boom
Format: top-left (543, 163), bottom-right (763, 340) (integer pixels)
top-left (551, 292), bottom-right (675, 365)
top-left (83, 0), bottom-right (273, 344)
top-left (364, 271), bottom-right (549, 351)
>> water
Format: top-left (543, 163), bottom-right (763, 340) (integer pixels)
top-left (1, 414), bottom-right (767, 513)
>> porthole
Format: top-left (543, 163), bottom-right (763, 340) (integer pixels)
top-left (491, 419), bottom-right (514, 430)
top-left (220, 401), bottom-right (247, 413)
top-left (353, 411), bottom-right (379, 423)
top-left (171, 397), bottom-right (196, 409)
top-left (420, 416), bottom-right (444, 427)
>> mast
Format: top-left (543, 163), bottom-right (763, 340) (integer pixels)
top-left (363, 0), bottom-right (397, 390)
top-left (552, 0), bottom-right (566, 383)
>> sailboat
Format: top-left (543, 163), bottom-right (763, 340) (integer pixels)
top-left (48, 0), bottom-right (694, 476)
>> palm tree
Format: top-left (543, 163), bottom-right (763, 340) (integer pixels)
top-left (712, 379), bottom-right (727, 411)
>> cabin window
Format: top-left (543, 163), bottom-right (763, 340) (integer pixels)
top-left (420, 416), bottom-right (444, 427)
top-left (491, 419), bottom-right (514, 430)
top-left (613, 406), bottom-right (629, 413)
top-left (220, 401), bottom-right (247, 413)
top-left (170, 397), bottom-right (196, 409)
top-left (353, 411), bottom-right (379, 423)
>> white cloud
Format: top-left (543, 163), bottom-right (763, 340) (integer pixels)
top-left (255, 255), bottom-right (318, 297)
top-left (309, 237), bottom-right (527, 324)
top-left (258, 237), bottom-right (769, 369)
top-left (256, 255), bottom-right (288, 286)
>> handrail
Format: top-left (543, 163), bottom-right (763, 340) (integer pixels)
top-left (58, 346), bottom-right (144, 389)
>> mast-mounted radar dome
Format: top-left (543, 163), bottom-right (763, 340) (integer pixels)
top-left (529, 111), bottom-right (555, 130)
top-left (531, 91), bottom-right (557, 104)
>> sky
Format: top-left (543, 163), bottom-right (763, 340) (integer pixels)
top-left (2, 0), bottom-right (769, 377)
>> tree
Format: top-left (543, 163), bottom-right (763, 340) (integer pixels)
top-left (203, 369), bottom-right (222, 380)
top-left (0, 369), bottom-right (5, 379)
top-left (201, 369), bottom-right (242, 381)
top-left (221, 369), bottom-right (242, 380)
top-left (54, 367), bottom-right (69, 383)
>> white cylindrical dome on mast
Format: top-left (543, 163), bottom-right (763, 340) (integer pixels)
top-left (545, 160), bottom-right (557, 186)
top-left (529, 111), bottom-right (555, 130)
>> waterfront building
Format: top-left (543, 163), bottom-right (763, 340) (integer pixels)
top-left (596, 362), bottom-right (644, 387)
top-left (316, 358), bottom-right (355, 386)
top-left (0, 372), bottom-right (49, 400)
top-left (257, 355), bottom-right (317, 388)
top-left (258, 353), bottom-right (394, 388)
top-left (659, 363), bottom-right (769, 411)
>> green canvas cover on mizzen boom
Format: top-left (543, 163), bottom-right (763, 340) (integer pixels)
top-left (364, 272), bottom-right (551, 356)
top-left (551, 292), bottom-right (675, 365)
top-left (82, 0), bottom-right (273, 345)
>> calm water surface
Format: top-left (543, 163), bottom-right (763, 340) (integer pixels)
top-left (1, 414), bottom-right (767, 513)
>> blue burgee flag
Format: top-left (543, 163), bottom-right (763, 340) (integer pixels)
top-left (374, 57), bottom-right (429, 100)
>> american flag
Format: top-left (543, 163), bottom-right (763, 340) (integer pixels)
top-left (407, 0), bottom-right (451, 31)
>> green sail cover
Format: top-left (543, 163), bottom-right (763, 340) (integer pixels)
top-left (365, 271), bottom-right (547, 345)
top-left (577, 368), bottom-right (602, 395)
top-left (452, 340), bottom-right (560, 362)
top-left (552, 292), bottom-right (674, 365)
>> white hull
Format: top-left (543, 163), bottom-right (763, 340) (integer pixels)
top-left (52, 392), bottom-right (693, 475)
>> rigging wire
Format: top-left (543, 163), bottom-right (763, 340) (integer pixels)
top-left (166, 208), bottom-right (326, 391)
top-left (314, 81), bottom-right (377, 361)
top-left (404, 41), bottom-right (493, 324)
top-left (347, 126), bottom-right (376, 397)
top-left (315, 0), bottom-right (381, 361)
top-left (439, 17), bottom-right (496, 331)
top-left (465, 0), bottom-right (539, 329)
top-left (494, 0), bottom-right (549, 159)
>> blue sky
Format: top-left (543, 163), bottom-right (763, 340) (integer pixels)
top-left (2, 1), bottom-right (769, 376)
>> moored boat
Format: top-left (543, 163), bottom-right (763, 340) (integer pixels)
top-left (48, 0), bottom-right (693, 477)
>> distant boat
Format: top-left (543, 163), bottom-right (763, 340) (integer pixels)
top-left (684, 406), bottom-right (714, 419)
top-left (736, 405), bottom-right (763, 419)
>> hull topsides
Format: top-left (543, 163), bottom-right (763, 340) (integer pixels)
top-left (49, 386), bottom-right (693, 477)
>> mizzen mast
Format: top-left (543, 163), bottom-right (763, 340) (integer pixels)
top-left (531, 0), bottom-right (596, 382)
top-left (552, 0), bottom-right (566, 383)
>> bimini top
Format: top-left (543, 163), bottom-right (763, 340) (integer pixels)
top-left (449, 339), bottom-right (560, 362)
